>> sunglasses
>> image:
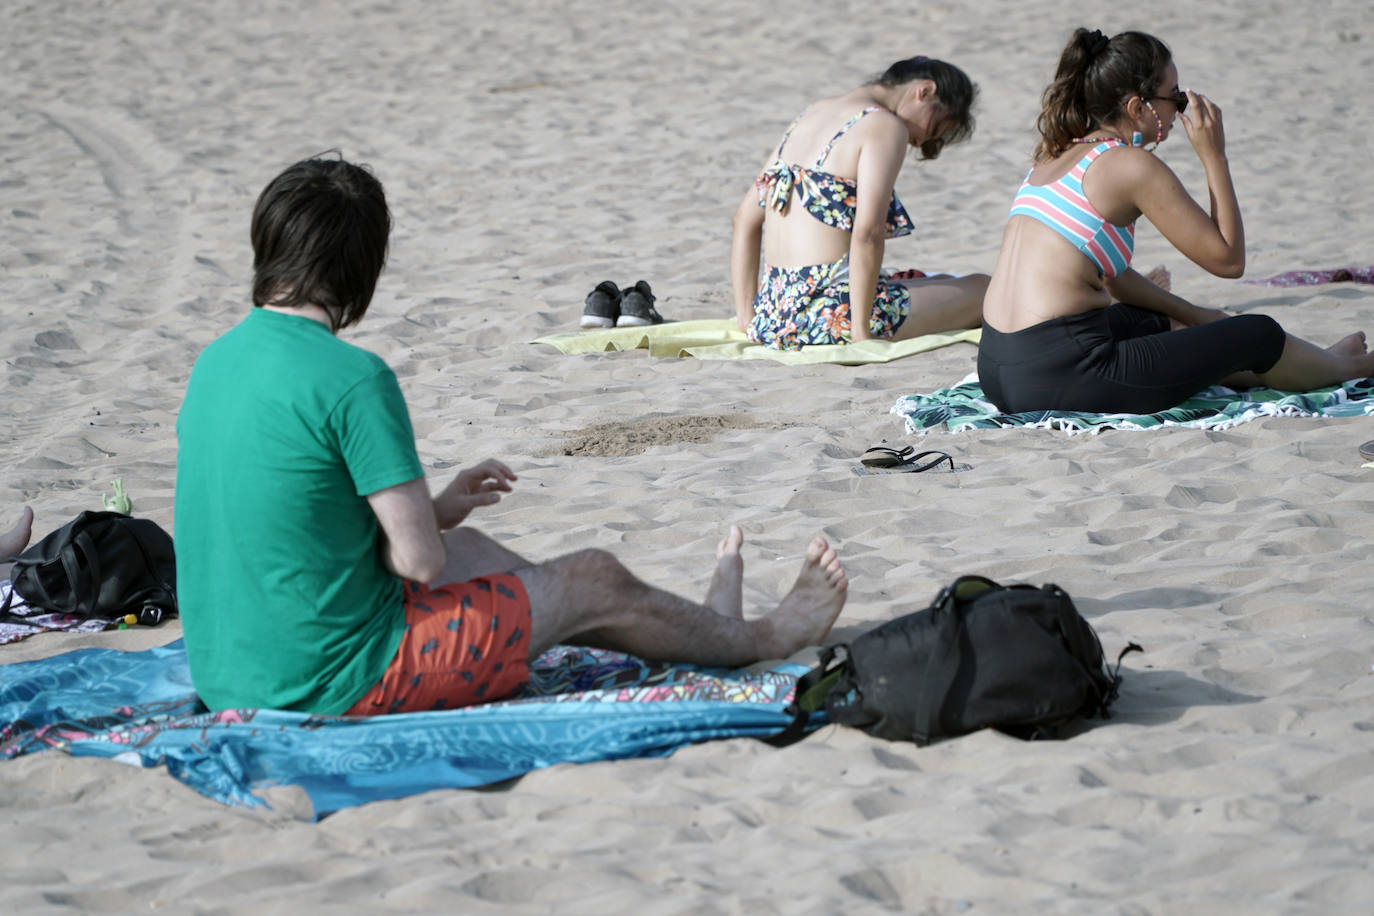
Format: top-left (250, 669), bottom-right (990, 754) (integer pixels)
top-left (1149, 89), bottom-right (1189, 113)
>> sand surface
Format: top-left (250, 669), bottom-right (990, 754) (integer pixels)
top-left (4, 0), bottom-right (1374, 911)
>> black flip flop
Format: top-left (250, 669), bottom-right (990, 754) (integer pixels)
top-left (1360, 440), bottom-right (1374, 461)
top-left (860, 446), bottom-right (956, 472)
top-left (860, 445), bottom-right (917, 468)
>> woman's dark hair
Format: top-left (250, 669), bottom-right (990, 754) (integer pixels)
top-left (870, 56), bottom-right (978, 160)
top-left (251, 156), bottom-right (391, 331)
top-left (1035, 28), bottom-right (1173, 161)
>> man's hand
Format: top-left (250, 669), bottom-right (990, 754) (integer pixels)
top-left (434, 459), bottom-right (517, 530)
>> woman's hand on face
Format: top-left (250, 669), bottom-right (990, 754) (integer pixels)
top-left (1179, 90), bottom-right (1226, 162)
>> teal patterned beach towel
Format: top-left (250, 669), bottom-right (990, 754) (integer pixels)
top-left (892, 374), bottom-right (1374, 435)
top-left (0, 640), bottom-right (813, 818)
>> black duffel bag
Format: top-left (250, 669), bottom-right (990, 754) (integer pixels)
top-left (770, 575), bottom-right (1139, 747)
top-left (2, 510), bottom-right (177, 625)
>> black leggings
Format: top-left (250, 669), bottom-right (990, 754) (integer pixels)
top-left (977, 304), bottom-right (1287, 414)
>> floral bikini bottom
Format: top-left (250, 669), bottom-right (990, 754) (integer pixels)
top-left (746, 255), bottom-right (911, 351)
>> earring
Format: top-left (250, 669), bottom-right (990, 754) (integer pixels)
top-left (1144, 100), bottom-right (1163, 149)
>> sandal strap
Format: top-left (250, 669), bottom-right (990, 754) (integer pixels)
top-left (904, 450), bottom-right (954, 472)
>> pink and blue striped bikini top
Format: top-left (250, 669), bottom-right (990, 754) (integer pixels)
top-left (755, 107), bottom-right (914, 238)
top-left (1008, 138), bottom-right (1139, 278)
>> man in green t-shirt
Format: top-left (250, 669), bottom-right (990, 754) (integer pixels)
top-left (174, 157), bottom-right (850, 716)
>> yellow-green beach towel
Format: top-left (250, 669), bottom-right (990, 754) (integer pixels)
top-left (532, 319), bottom-right (980, 366)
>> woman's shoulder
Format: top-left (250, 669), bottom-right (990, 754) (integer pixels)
top-left (1087, 142), bottom-right (1173, 184)
top-left (825, 103), bottom-right (906, 151)
top-left (1032, 140), bottom-right (1163, 180)
top-left (799, 95), bottom-right (901, 131)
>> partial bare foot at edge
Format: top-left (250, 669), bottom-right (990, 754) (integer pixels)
top-left (704, 525), bottom-right (745, 619)
top-left (1328, 332), bottom-right (1368, 358)
top-left (1145, 264), bottom-right (1171, 292)
top-left (756, 536), bottom-right (847, 658)
top-left (1, 507), bottom-right (34, 558)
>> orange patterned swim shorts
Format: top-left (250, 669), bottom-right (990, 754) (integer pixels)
top-left (345, 574), bottom-right (532, 715)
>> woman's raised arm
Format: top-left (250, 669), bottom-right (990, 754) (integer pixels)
top-left (1129, 91), bottom-right (1245, 278)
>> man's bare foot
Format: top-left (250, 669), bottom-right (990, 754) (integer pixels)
top-left (1145, 264), bottom-right (1171, 291)
top-left (756, 536), bottom-right (847, 658)
top-left (1328, 332), bottom-right (1368, 358)
top-left (704, 525), bottom-right (745, 619)
top-left (1, 507), bottom-right (34, 558)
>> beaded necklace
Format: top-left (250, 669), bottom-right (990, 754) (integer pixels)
top-left (1071, 131), bottom-right (1145, 147)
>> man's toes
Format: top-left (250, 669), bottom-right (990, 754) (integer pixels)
top-left (805, 536), bottom-right (828, 564)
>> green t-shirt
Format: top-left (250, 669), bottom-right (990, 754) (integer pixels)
top-left (174, 308), bottom-right (424, 714)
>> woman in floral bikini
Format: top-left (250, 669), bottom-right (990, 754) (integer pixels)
top-left (730, 56), bottom-right (987, 351)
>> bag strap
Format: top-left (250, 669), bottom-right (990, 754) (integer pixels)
top-left (9, 551), bottom-right (60, 612)
top-left (910, 585), bottom-right (970, 745)
top-left (1045, 584), bottom-right (1104, 665)
top-left (129, 522), bottom-right (178, 608)
top-left (1039, 582), bottom-right (1146, 718)
top-left (19, 529), bottom-right (106, 619)
top-left (0, 549), bottom-right (62, 623)
top-left (69, 530), bottom-right (104, 617)
top-left (762, 648), bottom-right (844, 748)
top-left (1043, 583), bottom-right (1142, 716)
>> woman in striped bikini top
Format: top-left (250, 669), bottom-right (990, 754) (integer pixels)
top-left (1007, 137), bottom-right (1139, 280)
top-left (978, 27), bottom-right (1374, 416)
top-left (982, 28), bottom-right (1243, 335)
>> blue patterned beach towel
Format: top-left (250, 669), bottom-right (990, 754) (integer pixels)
top-left (0, 640), bottom-right (810, 818)
top-left (892, 374), bottom-right (1374, 435)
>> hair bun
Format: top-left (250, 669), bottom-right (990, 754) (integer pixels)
top-left (1086, 29), bottom-right (1111, 58)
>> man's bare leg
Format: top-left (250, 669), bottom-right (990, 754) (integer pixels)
top-left (515, 534), bottom-right (847, 667)
top-left (704, 525), bottom-right (744, 619)
top-left (1, 507), bottom-right (34, 581)
top-left (431, 526), bottom-right (531, 587)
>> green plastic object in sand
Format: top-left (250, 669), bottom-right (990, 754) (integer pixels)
top-left (102, 479), bottom-right (133, 515)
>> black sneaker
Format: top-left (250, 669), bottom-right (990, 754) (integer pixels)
top-left (580, 280), bottom-right (622, 328)
top-left (616, 280), bottom-right (663, 326)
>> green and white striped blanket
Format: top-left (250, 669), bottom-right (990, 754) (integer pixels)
top-left (892, 374), bottom-right (1374, 435)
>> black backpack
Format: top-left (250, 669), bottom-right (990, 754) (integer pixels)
top-left (770, 575), bottom-right (1139, 747)
top-left (1, 510), bottom-right (178, 625)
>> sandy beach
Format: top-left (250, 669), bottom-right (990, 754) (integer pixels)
top-left (4, 0), bottom-right (1374, 911)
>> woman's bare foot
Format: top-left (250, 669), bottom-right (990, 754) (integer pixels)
top-left (1, 507), bottom-right (34, 558)
top-left (1328, 332), bottom-right (1368, 358)
top-left (1145, 264), bottom-right (1171, 291)
top-left (704, 525), bottom-right (745, 619)
top-left (756, 536), bottom-right (847, 658)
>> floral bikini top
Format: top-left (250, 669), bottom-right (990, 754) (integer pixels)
top-left (754, 107), bottom-right (914, 238)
